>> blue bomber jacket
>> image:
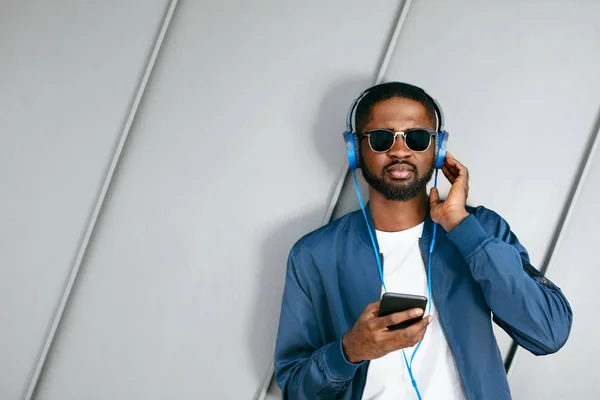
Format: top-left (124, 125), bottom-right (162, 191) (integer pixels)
top-left (274, 204), bottom-right (572, 399)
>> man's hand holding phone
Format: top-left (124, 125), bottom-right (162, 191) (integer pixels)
top-left (342, 301), bottom-right (432, 363)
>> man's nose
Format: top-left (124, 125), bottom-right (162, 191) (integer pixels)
top-left (387, 133), bottom-right (412, 159)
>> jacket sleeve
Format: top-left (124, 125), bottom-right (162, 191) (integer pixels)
top-left (274, 245), bottom-right (363, 399)
top-left (446, 208), bottom-right (573, 355)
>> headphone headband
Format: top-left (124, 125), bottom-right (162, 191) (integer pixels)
top-left (347, 83), bottom-right (445, 133)
top-left (345, 88), bottom-right (370, 132)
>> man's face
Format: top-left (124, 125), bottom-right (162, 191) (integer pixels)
top-left (360, 97), bottom-right (436, 201)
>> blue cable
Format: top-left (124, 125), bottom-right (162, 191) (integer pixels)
top-left (354, 168), bottom-right (440, 400)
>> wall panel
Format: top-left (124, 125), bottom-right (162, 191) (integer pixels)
top-left (32, 1), bottom-right (401, 399)
top-left (0, 2), bottom-right (168, 398)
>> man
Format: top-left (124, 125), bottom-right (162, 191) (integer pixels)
top-left (274, 82), bottom-right (572, 399)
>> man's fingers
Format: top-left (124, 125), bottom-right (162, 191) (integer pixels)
top-left (443, 160), bottom-right (460, 176)
top-left (445, 152), bottom-right (468, 178)
top-left (441, 165), bottom-right (455, 183)
top-left (378, 308), bottom-right (424, 329)
top-left (381, 315), bottom-right (432, 347)
top-left (402, 315), bottom-right (433, 337)
top-left (395, 315), bottom-right (432, 345)
top-left (444, 153), bottom-right (462, 171)
top-left (363, 301), bottom-right (381, 317)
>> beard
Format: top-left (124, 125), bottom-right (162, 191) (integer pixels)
top-left (360, 157), bottom-right (434, 202)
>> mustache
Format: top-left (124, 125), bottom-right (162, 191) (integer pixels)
top-left (384, 160), bottom-right (417, 171)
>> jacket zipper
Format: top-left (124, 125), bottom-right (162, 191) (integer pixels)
top-left (359, 252), bottom-right (384, 399)
top-left (419, 242), bottom-right (468, 399)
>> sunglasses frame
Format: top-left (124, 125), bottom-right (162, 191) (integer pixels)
top-left (359, 128), bottom-right (437, 153)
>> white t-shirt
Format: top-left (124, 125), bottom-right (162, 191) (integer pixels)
top-left (361, 222), bottom-right (465, 400)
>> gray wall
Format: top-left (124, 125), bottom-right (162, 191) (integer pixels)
top-left (3, 1), bottom-right (401, 399)
top-left (2, 1), bottom-right (599, 399)
top-left (0, 1), bottom-right (167, 398)
top-left (508, 142), bottom-right (600, 399)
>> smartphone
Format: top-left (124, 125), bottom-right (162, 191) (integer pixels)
top-left (378, 292), bottom-right (428, 330)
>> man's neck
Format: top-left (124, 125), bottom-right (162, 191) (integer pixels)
top-left (369, 189), bottom-right (428, 232)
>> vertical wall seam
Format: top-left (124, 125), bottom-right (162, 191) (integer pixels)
top-left (506, 105), bottom-right (600, 377)
top-left (22, 1), bottom-right (180, 398)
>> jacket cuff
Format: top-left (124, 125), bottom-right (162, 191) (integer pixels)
top-left (446, 214), bottom-right (494, 260)
top-left (323, 338), bottom-right (364, 381)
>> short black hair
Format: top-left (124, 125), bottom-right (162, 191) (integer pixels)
top-left (354, 82), bottom-right (438, 133)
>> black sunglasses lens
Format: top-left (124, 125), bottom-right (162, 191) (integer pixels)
top-left (405, 129), bottom-right (432, 151)
top-left (368, 130), bottom-right (395, 152)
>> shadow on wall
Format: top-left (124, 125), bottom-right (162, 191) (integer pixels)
top-left (248, 75), bottom-right (373, 399)
top-left (309, 76), bottom-right (373, 176)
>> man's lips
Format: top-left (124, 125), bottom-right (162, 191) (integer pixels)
top-left (386, 163), bottom-right (414, 179)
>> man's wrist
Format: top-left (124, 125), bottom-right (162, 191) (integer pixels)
top-left (442, 209), bottom-right (470, 232)
top-left (342, 332), bottom-right (360, 364)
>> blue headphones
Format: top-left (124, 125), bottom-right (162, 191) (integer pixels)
top-left (342, 83), bottom-right (449, 171)
top-left (342, 83), bottom-right (448, 400)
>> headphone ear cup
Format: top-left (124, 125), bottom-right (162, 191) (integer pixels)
top-left (343, 132), bottom-right (361, 170)
top-left (353, 133), bottom-right (361, 169)
top-left (434, 131), bottom-right (449, 169)
top-left (433, 133), bottom-right (440, 165)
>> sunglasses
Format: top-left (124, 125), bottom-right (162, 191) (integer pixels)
top-left (359, 128), bottom-right (436, 153)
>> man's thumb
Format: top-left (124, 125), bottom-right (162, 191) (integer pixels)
top-left (430, 187), bottom-right (440, 205)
